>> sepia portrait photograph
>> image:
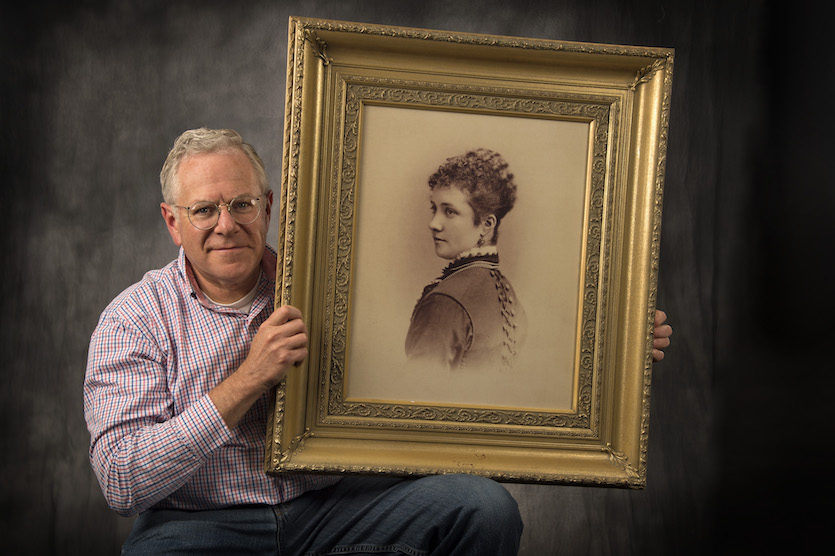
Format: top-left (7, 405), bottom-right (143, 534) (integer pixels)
top-left (344, 105), bottom-right (591, 411)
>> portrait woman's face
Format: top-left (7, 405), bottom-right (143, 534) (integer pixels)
top-left (428, 185), bottom-right (485, 259)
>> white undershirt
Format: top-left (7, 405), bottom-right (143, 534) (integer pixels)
top-left (205, 282), bottom-right (260, 314)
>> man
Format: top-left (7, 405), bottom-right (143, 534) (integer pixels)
top-left (85, 128), bottom-right (672, 554)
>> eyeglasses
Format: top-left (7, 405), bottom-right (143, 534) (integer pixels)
top-left (175, 195), bottom-right (263, 230)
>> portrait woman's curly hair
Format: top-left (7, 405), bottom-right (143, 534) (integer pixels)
top-left (428, 148), bottom-right (518, 235)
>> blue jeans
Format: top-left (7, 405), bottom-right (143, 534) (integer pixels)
top-left (121, 474), bottom-right (522, 555)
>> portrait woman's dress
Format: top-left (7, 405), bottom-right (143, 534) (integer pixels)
top-left (405, 246), bottom-right (526, 371)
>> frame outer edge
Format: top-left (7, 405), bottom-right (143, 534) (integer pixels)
top-left (628, 51), bottom-right (674, 486)
top-left (638, 51), bottom-right (675, 484)
top-left (266, 17), bottom-right (302, 473)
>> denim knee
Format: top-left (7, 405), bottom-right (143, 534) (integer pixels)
top-left (423, 474), bottom-right (523, 551)
top-left (439, 474), bottom-right (517, 510)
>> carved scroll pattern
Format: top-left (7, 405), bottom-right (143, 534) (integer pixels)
top-left (318, 76), bottom-right (619, 435)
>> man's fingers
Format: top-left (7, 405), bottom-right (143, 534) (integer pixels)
top-left (654, 323), bottom-right (673, 339)
top-left (264, 304), bottom-right (303, 326)
top-left (654, 309), bottom-right (667, 326)
top-left (654, 336), bottom-right (671, 349)
top-left (652, 310), bottom-right (671, 363)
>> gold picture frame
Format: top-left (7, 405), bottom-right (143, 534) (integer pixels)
top-left (266, 17), bottom-right (673, 487)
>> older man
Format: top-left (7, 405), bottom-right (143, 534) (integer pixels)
top-left (85, 128), bottom-right (671, 554)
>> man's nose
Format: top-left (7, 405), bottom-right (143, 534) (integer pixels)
top-left (214, 206), bottom-right (239, 232)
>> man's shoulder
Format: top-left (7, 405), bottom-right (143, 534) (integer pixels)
top-left (99, 258), bottom-right (186, 325)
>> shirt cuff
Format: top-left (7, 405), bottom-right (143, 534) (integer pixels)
top-left (174, 394), bottom-right (233, 460)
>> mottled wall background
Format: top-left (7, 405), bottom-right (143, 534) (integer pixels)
top-left (2, 1), bottom-right (829, 554)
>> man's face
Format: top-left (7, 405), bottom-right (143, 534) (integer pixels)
top-left (160, 149), bottom-right (272, 303)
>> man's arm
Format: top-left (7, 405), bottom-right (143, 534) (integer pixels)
top-left (209, 305), bottom-right (308, 428)
top-left (84, 304), bottom-right (307, 516)
top-left (84, 317), bottom-right (232, 516)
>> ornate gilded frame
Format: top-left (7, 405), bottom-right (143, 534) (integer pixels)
top-left (266, 17), bottom-right (673, 487)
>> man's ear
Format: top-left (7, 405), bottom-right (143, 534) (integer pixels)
top-left (160, 203), bottom-right (183, 247)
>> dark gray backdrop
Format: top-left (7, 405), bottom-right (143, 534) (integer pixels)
top-left (2, 1), bottom-right (830, 554)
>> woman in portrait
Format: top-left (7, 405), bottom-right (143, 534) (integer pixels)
top-left (405, 148), bottom-right (526, 372)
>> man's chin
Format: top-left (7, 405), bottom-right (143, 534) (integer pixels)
top-left (207, 254), bottom-right (258, 276)
top-left (218, 265), bottom-right (261, 288)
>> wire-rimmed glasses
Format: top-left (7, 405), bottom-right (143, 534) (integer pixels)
top-left (175, 195), bottom-right (263, 230)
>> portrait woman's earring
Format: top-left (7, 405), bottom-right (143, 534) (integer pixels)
top-left (477, 233), bottom-right (485, 248)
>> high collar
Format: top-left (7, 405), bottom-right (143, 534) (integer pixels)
top-left (441, 246), bottom-right (499, 279)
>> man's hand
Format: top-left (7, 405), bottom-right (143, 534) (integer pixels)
top-left (652, 309), bottom-right (672, 362)
top-left (243, 305), bottom-right (309, 390)
top-left (210, 305), bottom-right (308, 428)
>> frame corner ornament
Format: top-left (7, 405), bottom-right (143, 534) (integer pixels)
top-left (278, 429), bottom-right (315, 466)
top-left (629, 58), bottom-right (666, 91)
top-left (604, 443), bottom-right (642, 482)
top-left (303, 29), bottom-right (332, 66)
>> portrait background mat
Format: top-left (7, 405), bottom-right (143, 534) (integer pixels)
top-left (344, 105), bottom-right (590, 411)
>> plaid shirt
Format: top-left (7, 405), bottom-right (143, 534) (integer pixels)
top-left (84, 246), bottom-right (338, 516)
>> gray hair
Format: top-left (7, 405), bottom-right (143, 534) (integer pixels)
top-left (159, 127), bottom-right (269, 204)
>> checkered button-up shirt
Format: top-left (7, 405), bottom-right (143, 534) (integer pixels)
top-left (84, 246), bottom-right (338, 516)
